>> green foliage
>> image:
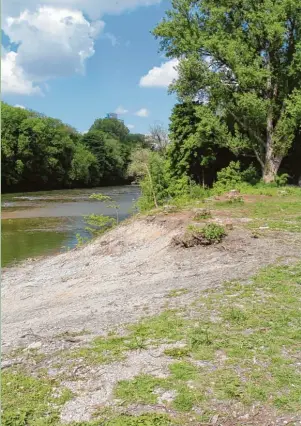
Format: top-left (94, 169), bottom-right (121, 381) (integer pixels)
top-left (154, 0), bottom-right (301, 182)
top-left (1, 103), bottom-right (98, 191)
top-left (84, 214), bottom-right (117, 237)
top-left (76, 233), bottom-right (89, 247)
top-left (164, 347), bottom-right (190, 359)
top-left (82, 193), bottom-right (120, 238)
top-left (212, 161), bottom-right (260, 193)
top-left (2, 370), bottom-right (72, 426)
top-left (169, 362), bottom-right (198, 381)
top-left (90, 117), bottom-right (129, 142)
top-left (168, 102), bottom-right (234, 186)
top-left (128, 149), bottom-right (168, 210)
top-left (103, 414), bottom-right (176, 426)
top-left (188, 223), bottom-right (226, 244)
top-left (275, 173), bottom-right (289, 187)
top-left (115, 375), bottom-right (164, 404)
top-left (214, 161), bottom-right (243, 188)
top-left (1, 103), bottom-right (146, 192)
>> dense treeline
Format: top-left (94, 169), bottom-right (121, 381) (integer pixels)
top-left (1, 103), bottom-right (147, 192)
top-left (167, 101), bottom-right (301, 187)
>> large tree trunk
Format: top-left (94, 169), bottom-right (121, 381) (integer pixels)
top-left (263, 129), bottom-right (283, 183)
top-left (263, 152), bottom-right (283, 183)
top-left (263, 78), bottom-right (283, 183)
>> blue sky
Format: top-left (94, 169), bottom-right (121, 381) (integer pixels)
top-left (2, 0), bottom-right (179, 134)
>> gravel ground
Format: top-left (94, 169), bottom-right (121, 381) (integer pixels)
top-left (2, 212), bottom-right (301, 424)
top-left (3, 213), bottom-right (301, 354)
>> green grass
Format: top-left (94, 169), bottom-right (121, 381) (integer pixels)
top-left (115, 374), bottom-right (165, 405)
top-left (114, 363), bottom-right (201, 413)
top-left (112, 263), bottom-right (301, 416)
top-left (166, 288), bottom-right (189, 298)
top-left (2, 370), bottom-right (72, 426)
top-left (66, 311), bottom-right (186, 365)
top-left (4, 262), bottom-right (301, 424)
top-left (69, 413), bottom-right (178, 426)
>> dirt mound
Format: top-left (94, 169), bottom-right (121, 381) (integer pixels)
top-left (2, 214), bottom-right (301, 354)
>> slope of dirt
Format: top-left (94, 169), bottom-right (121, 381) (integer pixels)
top-left (2, 212), bottom-right (301, 354)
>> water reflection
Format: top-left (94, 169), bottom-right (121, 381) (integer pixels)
top-left (1, 186), bottom-right (140, 267)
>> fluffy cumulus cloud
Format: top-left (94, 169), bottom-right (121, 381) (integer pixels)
top-left (139, 58), bottom-right (179, 88)
top-left (2, 0), bottom-right (161, 95)
top-left (127, 124), bottom-right (135, 129)
top-left (115, 106), bottom-right (128, 115)
top-left (2, 49), bottom-right (42, 95)
top-left (15, 104), bottom-right (26, 108)
top-left (135, 108), bottom-right (149, 117)
top-left (2, 7), bottom-right (104, 94)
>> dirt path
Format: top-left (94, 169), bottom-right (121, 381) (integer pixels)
top-left (3, 213), bottom-right (301, 354)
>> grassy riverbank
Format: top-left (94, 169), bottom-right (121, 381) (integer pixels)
top-left (2, 187), bottom-right (301, 425)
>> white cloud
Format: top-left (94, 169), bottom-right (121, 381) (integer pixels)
top-left (2, 1), bottom-right (162, 95)
top-left (115, 105), bottom-right (128, 115)
top-left (127, 124), bottom-right (135, 129)
top-left (15, 104), bottom-right (26, 108)
top-left (135, 108), bottom-right (149, 117)
top-left (3, 7), bottom-right (103, 85)
top-left (1, 49), bottom-right (42, 95)
top-left (3, 0), bottom-right (162, 22)
top-left (139, 58), bottom-right (179, 88)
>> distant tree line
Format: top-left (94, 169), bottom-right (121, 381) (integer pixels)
top-left (1, 103), bottom-right (147, 192)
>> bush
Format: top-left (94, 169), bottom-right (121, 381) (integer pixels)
top-left (173, 223), bottom-right (227, 248)
top-left (198, 223), bottom-right (227, 244)
top-left (275, 173), bottom-right (289, 187)
top-left (213, 161), bottom-right (260, 194)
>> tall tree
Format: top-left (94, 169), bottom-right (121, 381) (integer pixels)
top-left (168, 102), bottom-right (236, 186)
top-left (154, 0), bottom-right (301, 182)
top-left (90, 118), bottom-right (129, 142)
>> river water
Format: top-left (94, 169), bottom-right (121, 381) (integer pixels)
top-left (1, 185), bottom-right (140, 267)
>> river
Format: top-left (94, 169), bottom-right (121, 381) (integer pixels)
top-left (1, 185), bottom-right (140, 267)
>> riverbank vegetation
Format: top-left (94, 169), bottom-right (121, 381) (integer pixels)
top-left (128, 0), bottom-right (301, 209)
top-left (1, 103), bottom-right (147, 193)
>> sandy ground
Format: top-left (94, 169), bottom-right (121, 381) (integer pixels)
top-left (3, 212), bottom-right (301, 354)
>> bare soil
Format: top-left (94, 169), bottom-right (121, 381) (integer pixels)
top-left (3, 212), bottom-right (301, 354)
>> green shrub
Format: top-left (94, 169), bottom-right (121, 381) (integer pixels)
top-left (213, 162), bottom-right (260, 194)
top-left (275, 173), bottom-right (289, 187)
top-left (198, 223), bottom-right (227, 244)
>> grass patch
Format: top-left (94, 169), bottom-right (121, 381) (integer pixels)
top-left (2, 369), bottom-right (72, 426)
top-left (66, 311), bottom-right (187, 365)
top-left (69, 413), bottom-right (178, 426)
top-left (114, 363), bottom-right (201, 413)
top-left (166, 288), bottom-right (189, 298)
top-left (164, 347), bottom-right (190, 359)
top-left (169, 362), bottom-right (198, 381)
top-left (115, 374), bottom-right (165, 405)
top-left (113, 263), bottom-right (301, 416)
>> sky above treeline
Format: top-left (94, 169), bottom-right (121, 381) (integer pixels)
top-left (2, 0), bottom-right (179, 134)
